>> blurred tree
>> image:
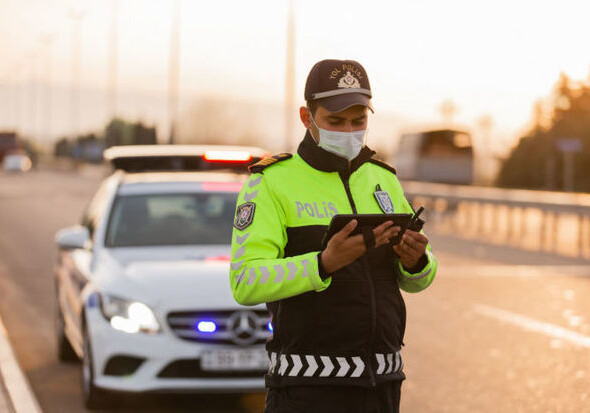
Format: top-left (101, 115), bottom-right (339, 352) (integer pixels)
top-left (531, 99), bottom-right (549, 132)
top-left (133, 121), bottom-right (157, 145)
top-left (54, 118), bottom-right (158, 163)
top-left (105, 118), bottom-right (133, 147)
top-left (54, 138), bottom-right (71, 157)
top-left (498, 72), bottom-right (590, 192)
top-left (104, 118), bottom-right (157, 147)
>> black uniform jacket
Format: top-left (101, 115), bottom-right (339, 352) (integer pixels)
top-left (265, 133), bottom-right (408, 388)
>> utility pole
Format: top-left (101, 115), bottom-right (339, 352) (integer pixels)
top-left (439, 100), bottom-right (457, 126)
top-left (8, 62), bottom-right (22, 134)
top-left (108, 0), bottom-right (119, 122)
top-left (68, 8), bottom-right (85, 140)
top-left (477, 114), bottom-right (493, 184)
top-left (26, 52), bottom-right (39, 145)
top-left (284, 0), bottom-right (296, 151)
top-left (167, 0), bottom-right (181, 144)
top-left (40, 33), bottom-right (55, 148)
top-left (15, 62), bottom-right (24, 136)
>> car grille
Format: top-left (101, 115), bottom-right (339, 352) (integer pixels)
top-left (167, 309), bottom-right (271, 345)
top-left (157, 359), bottom-right (266, 379)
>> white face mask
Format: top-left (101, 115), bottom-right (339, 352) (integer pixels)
top-left (309, 112), bottom-right (367, 161)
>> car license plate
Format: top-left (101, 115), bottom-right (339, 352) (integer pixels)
top-left (201, 349), bottom-right (269, 371)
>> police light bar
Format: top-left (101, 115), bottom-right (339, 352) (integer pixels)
top-left (103, 145), bottom-right (269, 173)
top-left (203, 150), bottom-right (253, 163)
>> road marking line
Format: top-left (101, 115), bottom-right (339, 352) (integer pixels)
top-left (474, 304), bottom-right (590, 349)
top-left (441, 265), bottom-right (590, 278)
top-left (0, 315), bottom-right (42, 413)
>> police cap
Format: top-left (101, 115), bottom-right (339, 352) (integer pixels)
top-left (304, 59), bottom-right (373, 113)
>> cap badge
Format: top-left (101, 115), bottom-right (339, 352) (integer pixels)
top-left (338, 71), bottom-right (361, 89)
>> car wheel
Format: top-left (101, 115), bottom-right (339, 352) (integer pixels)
top-left (55, 297), bottom-right (78, 362)
top-left (81, 323), bottom-right (110, 410)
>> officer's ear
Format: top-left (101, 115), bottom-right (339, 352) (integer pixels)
top-left (299, 106), bottom-right (312, 129)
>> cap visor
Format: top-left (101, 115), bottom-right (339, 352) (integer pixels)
top-left (316, 93), bottom-right (374, 113)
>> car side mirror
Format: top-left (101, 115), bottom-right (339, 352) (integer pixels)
top-left (55, 226), bottom-right (92, 250)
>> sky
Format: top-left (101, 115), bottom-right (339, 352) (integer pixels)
top-left (1, 0), bottom-right (590, 155)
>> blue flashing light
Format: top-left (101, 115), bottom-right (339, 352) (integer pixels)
top-left (86, 292), bottom-right (99, 309)
top-left (196, 320), bottom-right (217, 333)
top-left (267, 321), bottom-right (273, 332)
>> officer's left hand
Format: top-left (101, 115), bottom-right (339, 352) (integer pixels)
top-left (393, 230), bottom-right (428, 270)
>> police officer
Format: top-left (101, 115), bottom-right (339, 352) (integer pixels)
top-left (230, 59), bottom-right (437, 413)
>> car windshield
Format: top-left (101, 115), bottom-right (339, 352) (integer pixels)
top-left (105, 192), bottom-right (238, 247)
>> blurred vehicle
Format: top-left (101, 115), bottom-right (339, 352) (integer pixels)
top-left (394, 129), bottom-right (473, 184)
top-left (54, 147), bottom-right (271, 409)
top-left (3, 151), bottom-right (33, 172)
top-left (0, 132), bottom-right (19, 163)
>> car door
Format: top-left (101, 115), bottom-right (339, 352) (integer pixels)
top-left (60, 180), bottom-right (112, 350)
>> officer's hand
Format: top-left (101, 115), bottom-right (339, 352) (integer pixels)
top-left (321, 219), bottom-right (400, 274)
top-left (393, 230), bottom-right (429, 270)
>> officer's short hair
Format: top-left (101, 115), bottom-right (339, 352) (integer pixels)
top-left (306, 100), bottom-right (320, 116)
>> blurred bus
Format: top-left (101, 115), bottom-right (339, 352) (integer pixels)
top-left (394, 129), bottom-right (473, 184)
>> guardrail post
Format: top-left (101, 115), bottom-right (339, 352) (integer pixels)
top-left (520, 207), bottom-right (527, 249)
top-left (473, 202), bottom-right (482, 237)
top-left (492, 203), bottom-right (499, 243)
top-left (478, 202), bottom-right (485, 235)
top-left (513, 207), bottom-right (520, 246)
top-left (539, 210), bottom-right (546, 252)
top-left (506, 206), bottom-right (513, 244)
top-left (551, 212), bottom-right (559, 254)
top-left (460, 202), bottom-right (466, 234)
top-left (578, 214), bottom-right (586, 258)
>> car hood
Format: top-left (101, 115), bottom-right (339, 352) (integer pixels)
top-left (93, 246), bottom-right (260, 312)
top-left (104, 245), bottom-right (231, 267)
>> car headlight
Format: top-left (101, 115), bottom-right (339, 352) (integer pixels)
top-left (99, 294), bottom-right (160, 334)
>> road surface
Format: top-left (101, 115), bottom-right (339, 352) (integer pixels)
top-left (0, 167), bottom-right (588, 412)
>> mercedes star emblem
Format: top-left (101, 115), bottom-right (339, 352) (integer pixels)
top-left (228, 310), bottom-right (259, 345)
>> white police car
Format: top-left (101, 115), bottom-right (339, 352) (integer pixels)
top-left (53, 146), bottom-right (271, 409)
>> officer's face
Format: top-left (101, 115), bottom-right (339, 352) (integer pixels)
top-left (303, 105), bottom-right (368, 142)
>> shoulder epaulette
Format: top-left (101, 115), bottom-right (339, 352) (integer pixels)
top-left (248, 153), bottom-right (292, 174)
top-left (368, 158), bottom-right (397, 175)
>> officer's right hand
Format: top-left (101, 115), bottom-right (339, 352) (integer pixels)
top-left (320, 219), bottom-right (400, 274)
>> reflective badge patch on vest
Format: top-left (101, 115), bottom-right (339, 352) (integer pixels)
top-left (234, 202), bottom-right (256, 230)
top-left (374, 184), bottom-right (394, 213)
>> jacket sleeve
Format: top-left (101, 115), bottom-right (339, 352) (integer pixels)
top-left (396, 196), bottom-right (437, 293)
top-left (229, 173), bottom-right (331, 306)
top-left (397, 246), bottom-right (437, 293)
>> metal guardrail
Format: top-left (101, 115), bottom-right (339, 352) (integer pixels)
top-left (403, 181), bottom-right (590, 260)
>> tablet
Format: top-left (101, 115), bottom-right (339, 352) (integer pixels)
top-left (321, 213), bottom-right (413, 248)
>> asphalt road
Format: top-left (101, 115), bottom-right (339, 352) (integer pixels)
top-left (1, 167), bottom-right (589, 412)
